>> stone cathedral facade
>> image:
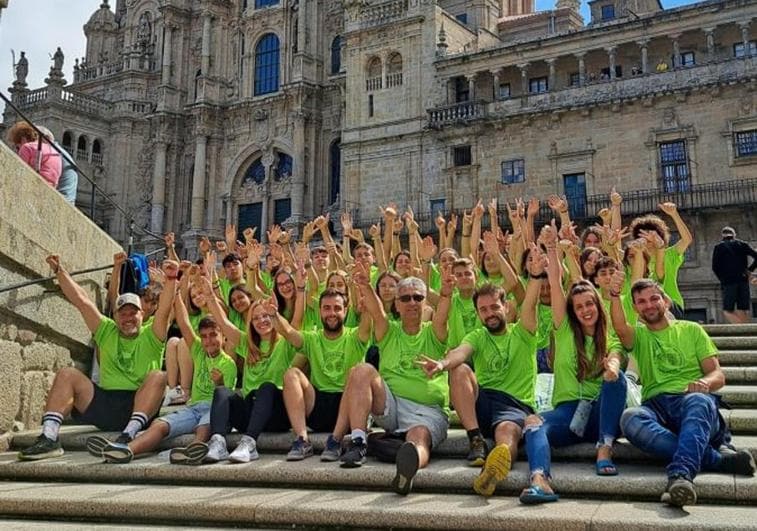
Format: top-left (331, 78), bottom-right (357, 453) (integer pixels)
top-left (2, 0), bottom-right (757, 321)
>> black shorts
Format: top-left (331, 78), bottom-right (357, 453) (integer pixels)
top-left (71, 384), bottom-right (138, 431)
top-left (475, 388), bottom-right (534, 437)
top-left (306, 389), bottom-right (342, 433)
top-left (722, 281), bottom-right (750, 311)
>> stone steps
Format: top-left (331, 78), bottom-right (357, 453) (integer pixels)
top-left (0, 479), bottom-right (756, 530)
top-left (723, 367), bottom-right (757, 383)
top-left (704, 324), bottom-right (757, 337)
top-left (718, 351), bottom-right (757, 366)
top-left (712, 337), bottom-right (757, 350)
top-left (720, 385), bottom-right (757, 407)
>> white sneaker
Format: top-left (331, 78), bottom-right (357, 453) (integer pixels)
top-left (162, 386), bottom-right (188, 407)
top-left (228, 435), bottom-right (259, 463)
top-left (204, 434), bottom-right (229, 463)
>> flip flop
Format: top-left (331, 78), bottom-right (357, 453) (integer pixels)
top-left (519, 485), bottom-right (559, 505)
top-left (596, 459), bottom-right (619, 476)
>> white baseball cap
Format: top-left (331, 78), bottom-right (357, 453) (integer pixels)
top-left (115, 293), bottom-right (142, 311)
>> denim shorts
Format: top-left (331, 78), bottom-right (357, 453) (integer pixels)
top-left (373, 381), bottom-right (449, 448)
top-left (157, 402), bottom-right (211, 438)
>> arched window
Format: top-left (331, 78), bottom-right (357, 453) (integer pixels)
top-left (242, 157), bottom-right (266, 185)
top-left (62, 131), bottom-right (73, 151)
top-left (255, 0), bottom-right (279, 7)
top-left (254, 33), bottom-right (280, 96)
top-left (274, 152), bottom-right (293, 181)
top-left (330, 36), bottom-right (343, 75)
top-left (76, 136), bottom-right (88, 162)
top-left (92, 139), bottom-right (103, 165)
top-left (329, 139), bottom-right (341, 205)
top-left (386, 52), bottom-right (403, 87)
top-left (366, 56), bottom-right (382, 91)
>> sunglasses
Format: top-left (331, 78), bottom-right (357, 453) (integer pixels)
top-left (397, 294), bottom-right (425, 303)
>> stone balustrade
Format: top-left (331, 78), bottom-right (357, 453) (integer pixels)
top-left (386, 72), bottom-right (403, 88)
top-left (74, 60), bottom-right (125, 83)
top-left (14, 87), bottom-right (48, 108)
top-left (366, 76), bottom-right (383, 91)
top-left (59, 88), bottom-right (112, 115)
top-left (360, 0), bottom-right (407, 27)
top-left (427, 100), bottom-right (487, 128)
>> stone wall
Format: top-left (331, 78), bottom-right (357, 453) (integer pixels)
top-left (0, 141), bottom-right (122, 447)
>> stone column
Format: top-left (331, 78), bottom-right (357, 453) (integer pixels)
top-left (703, 28), bottom-right (716, 61)
top-left (491, 69), bottom-right (500, 100)
top-left (466, 74), bottom-right (476, 101)
top-left (292, 112), bottom-right (306, 224)
top-left (575, 52), bottom-right (586, 86)
top-left (739, 21), bottom-right (751, 56)
top-left (518, 63), bottom-right (529, 95)
top-left (191, 134), bottom-right (207, 229)
top-left (151, 140), bottom-right (167, 234)
top-left (638, 39), bottom-right (649, 74)
top-left (161, 24), bottom-right (173, 85)
top-left (201, 11), bottom-right (212, 75)
top-left (546, 58), bottom-right (556, 90)
top-left (607, 46), bottom-right (617, 79)
top-left (670, 34), bottom-right (681, 68)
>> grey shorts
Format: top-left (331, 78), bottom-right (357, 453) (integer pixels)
top-left (157, 402), bottom-right (211, 439)
top-left (373, 381), bottom-right (449, 449)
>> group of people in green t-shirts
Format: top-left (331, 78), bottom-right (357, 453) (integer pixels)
top-left (19, 192), bottom-right (755, 507)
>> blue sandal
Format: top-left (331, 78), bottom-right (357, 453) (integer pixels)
top-left (519, 485), bottom-right (559, 505)
top-left (596, 459), bottom-right (619, 476)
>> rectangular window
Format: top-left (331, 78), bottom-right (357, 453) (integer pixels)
top-left (600, 65), bottom-right (623, 79)
top-left (273, 198), bottom-right (291, 225)
top-left (501, 159), bottom-right (525, 184)
top-left (429, 198), bottom-right (446, 215)
top-left (601, 4), bottom-right (615, 20)
top-left (680, 52), bottom-right (695, 67)
top-left (734, 130), bottom-right (757, 158)
top-left (368, 94), bottom-right (374, 117)
top-left (734, 41), bottom-right (757, 58)
top-left (456, 13), bottom-right (468, 24)
top-left (659, 140), bottom-right (690, 193)
top-left (455, 76), bottom-right (469, 102)
top-left (255, 0), bottom-right (279, 8)
top-left (569, 72), bottom-right (580, 86)
top-left (237, 202), bottom-right (263, 242)
top-left (498, 83), bottom-right (511, 99)
top-left (563, 173), bottom-right (587, 219)
top-left (529, 76), bottom-right (548, 94)
top-left (453, 145), bottom-right (472, 167)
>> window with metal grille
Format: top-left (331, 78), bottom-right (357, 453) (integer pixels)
top-left (254, 34), bottom-right (279, 96)
top-left (501, 159), bottom-right (525, 184)
top-left (529, 77), bottom-right (548, 94)
top-left (734, 130), bottom-right (757, 158)
top-left (453, 146), bottom-right (472, 167)
top-left (331, 36), bottom-right (342, 75)
top-left (274, 198), bottom-right (291, 225)
top-left (680, 52), bottom-right (695, 67)
top-left (238, 202), bottom-right (262, 242)
top-left (498, 83), bottom-right (511, 99)
top-left (430, 198), bottom-right (446, 215)
top-left (659, 140), bottom-right (690, 193)
top-left (733, 41), bottom-right (757, 58)
top-left (569, 72), bottom-right (580, 86)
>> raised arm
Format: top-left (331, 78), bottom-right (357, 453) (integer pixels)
top-left (353, 261), bottom-right (388, 341)
top-left (199, 275), bottom-right (241, 349)
top-left (521, 243), bottom-right (547, 335)
top-left (340, 212), bottom-right (355, 267)
top-left (659, 202), bottom-right (693, 254)
top-left (164, 232), bottom-right (180, 263)
top-left (150, 260), bottom-right (178, 342)
top-left (107, 251), bottom-right (127, 316)
top-left (543, 223), bottom-right (566, 328)
top-left (173, 289), bottom-right (199, 352)
top-left (432, 266), bottom-right (455, 343)
top-left (445, 212), bottom-right (458, 250)
top-left (608, 268), bottom-right (634, 349)
top-left (435, 213), bottom-right (447, 253)
top-left (266, 296), bottom-right (304, 349)
top-left (483, 231), bottom-right (525, 303)
top-left (368, 223), bottom-right (387, 274)
top-left (610, 188), bottom-right (622, 231)
top-left (46, 254), bottom-right (104, 333)
top-left (469, 199), bottom-right (485, 264)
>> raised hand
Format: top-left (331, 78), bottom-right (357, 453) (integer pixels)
top-left (352, 261), bottom-right (370, 287)
top-left (215, 240), bottom-right (228, 254)
top-left (447, 212), bottom-right (458, 233)
top-left (558, 221), bottom-right (579, 244)
top-left (420, 235), bottom-right (438, 262)
top-left (472, 199), bottom-right (485, 219)
top-left (528, 242), bottom-right (548, 276)
top-left (294, 242), bottom-right (310, 264)
top-left (368, 223), bottom-right (381, 240)
top-left (164, 232), bottom-right (175, 248)
top-left (46, 254), bottom-right (62, 274)
top-left (505, 200), bottom-right (520, 228)
top-left (302, 221), bottom-right (315, 243)
top-left (161, 259), bottom-right (179, 279)
top-left (488, 198), bottom-right (498, 218)
top-left (414, 354), bottom-right (445, 378)
top-left (198, 236), bottom-right (211, 255)
top-left (609, 268), bottom-right (625, 295)
top-left (260, 295), bottom-right (279, 317)
top-left (540, 220), bottom-right (559, 247)
top-left (380, 202), bottom-right (398, 220)
top-left (197, 275), bottom-right (214, 297)
top-left (294, 258), bottom-right (307, 289)
top-left (392, 218), bottom-right (403, 233)
top-left (245, 241), bottom-right (263, 269)
top-left (482, 231), bottom-right (499, 256)
top-left (462, 210), bottom-right (473, 232)
top-left (149, 265), bottom-right (166, 285)
top-left (610, 187), bottom-right (622, 206)
top-left (640, 229), bottom-right (665, 249)
top-left (527, 197), bottom-right (540, 217)
top-left (435, 212), bottom-right (446, 230)
top-left (225, 224), bottom-right (237, 244)
top-left (658, 202), bottom-right (678, 216)
top-left (440, 264), bottom-right (456, 296)
top-left (243, 227), bottom-right (257, 244)
top-left (598, 208), bottom-right (612, 226)
top-left (340, 212), bottom-right (353, 236)
top-left (267, 224), bottom-right (283, 245)
top-left (113, 251), bottom-right (128, 268)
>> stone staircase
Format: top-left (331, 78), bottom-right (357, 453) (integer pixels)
top-left (1, 324), bottom-right (756, 530)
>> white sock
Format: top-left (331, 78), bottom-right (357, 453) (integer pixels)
top-left (41, 412), bottom-right (64, 441)
top-left (122, 412), bottom-right (149, 440)
top-left (351, 429), bottom-right (367, 442)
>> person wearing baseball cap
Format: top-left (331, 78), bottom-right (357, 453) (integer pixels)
top-left (19, 254), bottom-right (179, 461)
top-left (712, 226), bottom-right (757, 324)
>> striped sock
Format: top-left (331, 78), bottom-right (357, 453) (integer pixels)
top-left (122, 412), bottom-right (149, 440)
top-left (41, 412), bottom-right (64, 441)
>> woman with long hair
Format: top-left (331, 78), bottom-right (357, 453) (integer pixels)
top-left (519, 225), bottom-right (626, 505)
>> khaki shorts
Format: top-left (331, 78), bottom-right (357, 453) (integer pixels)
top-left (373, 381), bottom-right (449, 448)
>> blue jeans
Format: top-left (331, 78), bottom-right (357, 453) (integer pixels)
top-left (525, 374), bottom-right (627, 478)
top-left (621, 392), bottom-right (727, 481)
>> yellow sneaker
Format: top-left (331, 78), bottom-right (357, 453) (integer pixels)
top-left (473, 443), bottom-right (511, 497)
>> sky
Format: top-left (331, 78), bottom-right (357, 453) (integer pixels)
top-left (0, 0), bottom-right (699, 94)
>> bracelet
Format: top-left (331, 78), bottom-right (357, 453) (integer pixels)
top-left (296, 286), bottom-right (306, 292)
top-left (609, 290), bottom-right (621, 298)
top-left (462, 232), bottom-right (472, 237)
top-left (439, 291), bottom-right (452, 298)
top-left (166, 275), bottom-right (178, 281)
top-left (531, 272), bottom-right (548, 279)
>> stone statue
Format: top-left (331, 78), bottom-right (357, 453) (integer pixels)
top-left (53, 47), bottom-right (64, 71)
top-left (136, 12), bottom-right (152, 44)
top-left (15, 51), bottom-right (28, 84)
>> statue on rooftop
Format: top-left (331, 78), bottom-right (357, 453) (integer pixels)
top-left (14, 51), bottom-right (28, 84)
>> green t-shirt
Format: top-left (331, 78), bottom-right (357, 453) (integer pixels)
top-left (661, 247), bottom-right (685, 309)
top-left (631, 320), bottom-right (717, 402)
top-left (218, 278), bottom-right (244, 307)
top-left (188, 340), bottom-right (237, 404)
top-left (551, 318), bottom-right (623, 407)
top-left (229, 309), bottom-right (248, 358)
top-left (536, 303), bottom-right (553, 351)
top-left (300, 327), bottom-right (367, 392)
top-left (94, 318), bottom-right (165, 391)
top-left (377, 321), bottom-right (449, 409)
top-left (238, 332), bottom-right (296, 396)
top-left (429, 263), bottom-right (441, 292)
top-left (303, 280), bottom-right (328, 330)
top-left (447, 292), bottom-right (480, 349)
top-left (601, 294), bottom-right (638, 327)
top-left (188, 310), bottom-right (208, 333)
top-left (461, 321), bottom-right (537, 410)
top-left (261, 270), bottom-right (274, 291)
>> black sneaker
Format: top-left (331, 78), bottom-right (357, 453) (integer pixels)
top-left (391, 441), bottom-right (420, 496)
top-left (340, 437), bottom-right (367, 468)
top-left (321, 434), bottom-right (343, 462)
top-left (661, 476), bottom-right (697, 507)
top-left (466, 435), bottom-right (488, 467)
top-left (719, 449), bottom-right (756, 476)
top-left (115, 432), bottom-right (133, 445)
top-left (102, 442), bottom-right (134, 464)
top-left (17, 435), bottom-right (63, 461)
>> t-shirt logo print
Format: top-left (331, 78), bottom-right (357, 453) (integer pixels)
top-left (487, 349), bottom-right (510, 374)
top-left (115, 349), bottom-right (135, 375)
top-left (399, 350), bottom-right (421, 372)
top-left (652, 339), bottom-right (685, 374)
top-left (322, 351), bottom-right (345, 379)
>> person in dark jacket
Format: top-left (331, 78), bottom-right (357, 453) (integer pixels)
top-left (712, 227), bottom-right (757, 324)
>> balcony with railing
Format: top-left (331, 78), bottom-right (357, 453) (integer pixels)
top-left (386, 72), bottom-right (403, 88)
top-left (366, 77), bottom-right (383, 91)
top-left (427, 100), bottom-right (487, 128)
top-left (359, 0), bottom-right (408, 28)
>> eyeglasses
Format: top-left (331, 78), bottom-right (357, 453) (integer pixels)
top-left (397, 294), bottom-right (425, 303)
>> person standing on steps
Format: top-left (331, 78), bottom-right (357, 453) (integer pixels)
top-left (712, 226), bottom-right (757, 324)
top-left (420, 244), bottom-right (544, 497)
top-left (19, 255), bottom-right (176, 461)
top-left (610, 275), bottom-right (757, 508)
top-left (338, 264), bottom-right (453, 495)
